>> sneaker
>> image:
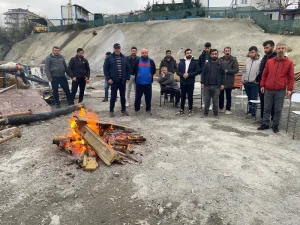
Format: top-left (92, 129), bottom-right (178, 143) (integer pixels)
top-left (188, 110), bottom-right (193, 117)
top-left (272, 126), bottom-right (279, 133)
top-left (110, 111), bottom-right (115, 118)
top-left (146, 111), bottom-right (152, 116)
top-left (219, 108), bottom-right (225, 113)
top-left (140, 104), bottom-right (143, 107)
top-left (176, 110), bottom-right (184, 116)
top-left (257, 124), bottom-right (269, 130)
top-left (225, 110), bottom-right (233, 115)
top-left (121, 110), bottom-right (129, 116)
top-left (102, 98), bottom-right (108, 102)
top-left (126, 102), bottom-right (130, 107)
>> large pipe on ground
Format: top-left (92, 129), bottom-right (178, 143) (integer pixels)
top-left (0, 62), bottom-right (24, 72)
top-left (6, 104), bottom-right (83, 125)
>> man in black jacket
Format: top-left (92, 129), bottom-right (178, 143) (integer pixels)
top-left (201, 49), bottom-right (225, 117)
top-left (68, 48), bottom-right (90, 103)
top-left (104, 43), bottom-right (130, 117)
top-left (126, 47), bottom-right (140, 107)
top-left (176, 48), bottom-right (200, 116)
top-left (198, 42), bottom-right (211, 74)
top-left (255, 40), bottom-right (276, 122)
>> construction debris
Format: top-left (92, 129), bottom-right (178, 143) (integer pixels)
top-left (53, 108), bottom-right (146, 171)
top-left (0, 127), bottom-right (21, 144)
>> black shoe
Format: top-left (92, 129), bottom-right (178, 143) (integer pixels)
top-left (272, 126), bottom-right (279, 133)
top-left (110, 111), bottom-right (115, 118)
top-left (102, 98), bottom-right (108, 102)
top-left (121, 110), bottom-right (129, 116)
top-left (257, 124), bottom-right (269, 130)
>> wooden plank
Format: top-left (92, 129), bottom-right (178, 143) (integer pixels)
top-left (0, 127), bottom-right (21, 144)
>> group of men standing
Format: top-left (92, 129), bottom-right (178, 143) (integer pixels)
top-left (45, 39), bottom-right (295, 134)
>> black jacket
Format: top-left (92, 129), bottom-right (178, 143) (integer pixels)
top-left (201, 60), bottom-right (225, 86)
top-left (68, 56), bottom-right (90, 79)
top-left (176, 58), bottom-right (200, 85)
top-left (220, 55), bottom-right (239, 89)
top-left (132, 57), bottom-right (156, 83)
top-left (255, 51), bottom-right (277, 83)
top-left (127, 55), bottom-right (140, 75)
top-left (157, 72), bottom-right (180, 90)
top-left (198, 50), bottom-right (211, 74)
top-left (104, 53), bottom-right (130, 83)
top-left (159, 57), bottom-right (177, 73)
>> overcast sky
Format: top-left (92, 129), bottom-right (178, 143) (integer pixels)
top-left (0, 0), bottom-right (232, 20)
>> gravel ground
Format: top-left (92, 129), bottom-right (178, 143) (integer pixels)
top-left (1, 79), bottom-right (300, 225)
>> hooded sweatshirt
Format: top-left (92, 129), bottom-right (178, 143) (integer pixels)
top-left (261, 56), bottom-right (294, 91)
top-left (242, 57), bottom-right (261, 83)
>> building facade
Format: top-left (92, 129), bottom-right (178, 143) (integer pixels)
top-left (61, 4), bottom-right (93, 25)
top-left (4, 8), bottom-right (40, 28)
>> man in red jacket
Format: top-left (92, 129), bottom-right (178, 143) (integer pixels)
top-left (258, 43), bottom-right (294, 133)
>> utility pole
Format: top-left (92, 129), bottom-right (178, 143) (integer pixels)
top-left (152, 0), bottom-right (154, 19)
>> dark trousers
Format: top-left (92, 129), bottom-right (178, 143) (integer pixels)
top-left (110, 82), bottom-right (126, 112)
top-left (104, 79), bottom-right (110, 99)
top-left (164, 88), bottom-right (181, 104)
top-left (135, 84), bottom-right (152, 112)
top-left (51, 77), bottom-right (73, 105)
top-left (180, 83), bottom-right (194, 111)
top-left (71, 78), bottom-right (86, 103)
top-left (219, 88), bottom-right (232, 111)
top-left (204, 85), bottom-right (220, 114)
top-left (263, 89), bottom-right (286, 127)
top-left (244, 82), bottom-right (259, 117)
top-left (259, 85), bottom-right (275, 120)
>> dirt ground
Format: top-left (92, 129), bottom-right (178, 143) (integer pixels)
top-left (1, 79), bottom-right (300, 225)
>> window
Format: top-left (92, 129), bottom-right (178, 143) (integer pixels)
top-left (241, 0), bottom-right (248, 4)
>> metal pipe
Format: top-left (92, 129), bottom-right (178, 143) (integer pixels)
top-left (0, 62), bottom-right (24, 72)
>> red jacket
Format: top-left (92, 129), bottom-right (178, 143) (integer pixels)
top-left (261, 57), bottom-right (294, 91)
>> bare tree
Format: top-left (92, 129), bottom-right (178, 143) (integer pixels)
top-left (257, 0), bottom-right (298, 20)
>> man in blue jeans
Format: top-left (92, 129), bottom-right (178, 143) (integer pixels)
top-left (242, 46), bottom-right (261, 119)
top-left (45, 46), bottom-right (73, 108)
top-left (104, 43), bottom-right (130, 117)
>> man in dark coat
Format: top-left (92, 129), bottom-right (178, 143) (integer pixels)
top-left (104, 43), bottom-right (131, 117)
top-left (132, 48), bottom-right (156, 115)
top-left (126, 47), bottom-right (140, 106)
top-left (176, 48), bottom-right (200, 116)
top-left (256, 40), bottom-right (277, 122)
top-left (201, 49), bottom-right (225, 117)
top-left (158, 67), bottom-right (181, 108)
top-left (198, 42), bottom-right (211, 74)
top-left (68, 48), bottom-right (90, 103)
top-left (45, 46), bottom-right (73, 108)
top-left (219, 47), bottom-right (239, 115)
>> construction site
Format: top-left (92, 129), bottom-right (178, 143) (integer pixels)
top-left (1, 2), bottom-right (300, 225)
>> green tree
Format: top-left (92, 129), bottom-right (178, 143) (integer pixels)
top-left (144, 0), bottom-right (152, 12)
top-left (194, 0), bottom-right (202, 8)
top-left (169, 0), bottom-right (176, 11)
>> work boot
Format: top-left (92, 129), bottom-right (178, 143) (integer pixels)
top-left (102, 98), bottom-right (108, 102)
top-left (257, 124), bottom-right (269, 130)
top-left (272, 125), bottom-right (279, 133)
top-left (110, 111), bottom-right (115, 118)
top-left (121, 110), bottom-right (129, 116)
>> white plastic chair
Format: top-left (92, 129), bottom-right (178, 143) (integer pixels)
top-left (286, 92), bottom-right (300, 139)
top-left (233, 88), bottom-right (248, 112)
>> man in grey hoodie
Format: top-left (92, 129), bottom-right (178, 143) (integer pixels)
top-left (45, 46), bottom-right (73, 108)
top-left (242, 46), bottom-right (261, 118)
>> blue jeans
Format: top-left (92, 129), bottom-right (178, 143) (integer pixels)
top-left (104, 79), bottom-right (110, 99)
top-left (244, 82), bottom-right (259, 117)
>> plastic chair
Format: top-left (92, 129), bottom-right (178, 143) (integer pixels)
top-left (246, 100), bottom-right (261, 120)
top-left (286, 93), bottom-right (300, 139)
top-left (233, 87), bottom-right (248, 112)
